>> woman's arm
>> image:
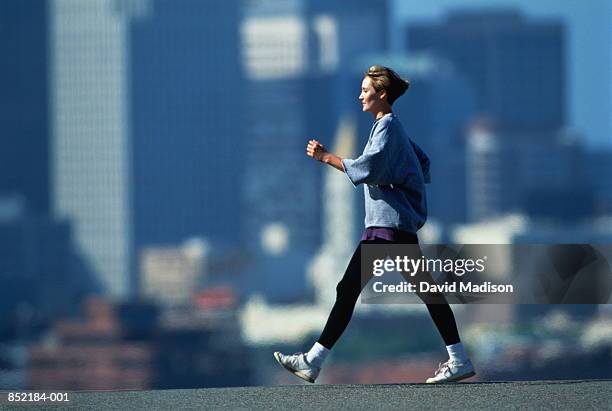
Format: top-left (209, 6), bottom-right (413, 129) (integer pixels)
top-left (340, 121), bottom-right (394, 186)
top-left (306, 140), bottom-right (345, 172)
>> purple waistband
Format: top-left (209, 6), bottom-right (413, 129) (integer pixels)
top-left (360, 227), bottom-right (418, 243)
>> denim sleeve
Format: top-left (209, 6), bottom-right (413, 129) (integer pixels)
top-left (341, 122), bottom-right (393, 187)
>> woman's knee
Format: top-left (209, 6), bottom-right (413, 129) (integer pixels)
top-left (417, 291), bottom-right (449, 305)
top-left (335, 278), bottom-right (360, 302)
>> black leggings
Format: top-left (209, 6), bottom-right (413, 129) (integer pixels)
top-left (317, 236), bottom-right (461, 349)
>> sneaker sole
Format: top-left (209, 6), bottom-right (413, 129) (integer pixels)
top-left (426, 370), bottom-right (476, 384)
top-left (273, 352), bottom-right (316, 383)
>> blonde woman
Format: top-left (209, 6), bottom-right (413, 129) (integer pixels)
top-left (274, 66), bottom-right (475, 384)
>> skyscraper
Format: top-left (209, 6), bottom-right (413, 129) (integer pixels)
top-left (241, 0), bottom-right (325, 260)
top-left (609, 3), bottom-right (612, 146)
top-left (465, 121), bottom-right (504, 222)
top-left (52, 0), bottom-right (245, 298)
top-left (466, 124), bottom-right (593, 222)
top-left (406, 10), bottom-right (565, 133)
top-left (51, 0), bottom-right (133, 298)
top-left (240, 0), bottom-right (388, 300)
top-left (0, 1), bottom-right (49, 214)
top-left (240, 4), bottom-right (326, 298)
top-left (130, 0), bottom-right (245, 253)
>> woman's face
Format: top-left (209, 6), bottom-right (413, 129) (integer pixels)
top-left (359, 76), bottom-right (385, 114)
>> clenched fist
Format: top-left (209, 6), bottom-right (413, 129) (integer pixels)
top-left (306, 139), bottom-right (327, 162)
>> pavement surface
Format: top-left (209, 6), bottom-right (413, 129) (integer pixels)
top-left (1, 380), bottom-right (610, 410)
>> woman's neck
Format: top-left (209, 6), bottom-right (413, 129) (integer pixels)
top-left (375, 109), bottom-right (392, 120)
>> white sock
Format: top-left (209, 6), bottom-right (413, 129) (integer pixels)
top-left (446, 342), bottom-right (469, 363)
top-left (306, 342), bottom-right (330, 368)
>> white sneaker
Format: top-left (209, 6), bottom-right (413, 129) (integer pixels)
top-left (425, 359), bottom-right (476, 383)
top-left (273, 351), bottom-right (320, 383)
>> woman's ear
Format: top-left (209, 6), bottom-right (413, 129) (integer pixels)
top-left (379, 89), bottom-right (388, 102)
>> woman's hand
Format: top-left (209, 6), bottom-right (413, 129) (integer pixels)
top-left (306, 139), bottom-right (327, 162)
top-left (306, 139), bottom-right (345, 172)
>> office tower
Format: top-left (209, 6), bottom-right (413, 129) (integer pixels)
top-left (517, 131), bottom-right (593, 221)
top-left (130, 0), bottom-right (245, 255)
top-left (406, 10), bottom-right (565, 132)
top-left (0, 1), bottom-right (49, 214)
top-left (1, 2), bottom-right (99, 335)
top-left (53, 0), bottom-right (244, 297)
top-left (305, 0), bottom-right (389, 69)
top-left (240, 0), bottom-right (388, 300)
top-left (241, 0), bottom-right (388, 251)
top-left (466, 124), bottom-right (594, 222)
top-left (609, 2), bottom-right (612, 146)
top-left (241, 0), bottom-right (326, 258)
top-left (51, 0), bottom-right (134, 298)
top-left (465, 121), bottom-right (504, 222)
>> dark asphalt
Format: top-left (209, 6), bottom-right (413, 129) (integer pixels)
top-left (1, 380), bottom-right (610, 410)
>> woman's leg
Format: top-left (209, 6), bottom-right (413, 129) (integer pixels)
top-left (317, 241), bottom-right (364, 349)
top-left (275, 242), bottom-right (368, 382)
top-left (422, 301), bottom-right (461, 345)
top-left (399, 243), bottom-right (461, 346)
top-left (316, 237), bottom-right (461, 348)
top-left (317, 239), bottom-right (384, 349)
top-left (397, 244), bottom-right (474, 381)
top-left (418, 277), bottom-right (474, 383)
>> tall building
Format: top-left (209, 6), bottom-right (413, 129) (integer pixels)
top-left (465, 122), bottom-right (503, 222)
top-left (0, 1), bottom-right (49, 214)
top-left (465, 123), bottom-right (594, 222)
top-left (305, 0), bottom-right (390, 69)
top-left (241, 0), bottom-right (329, 258)
top-left (406, 10), bottom-right (565, 132)
top-left (52, 0), bottom-right (245, 298)
top-left (130, 0), bottom-right (245, 254)
top-left (240, 0), bottom-right (388, 300)
top-left (517, 131), bottom-right (593, 221)
top-left (608, 1), bottom-right (612, 148)
top-left (51, 0), bottom-right (134, 298)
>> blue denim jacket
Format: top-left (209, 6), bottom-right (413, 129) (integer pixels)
top-left (341, 113), bottom-right (429, 233)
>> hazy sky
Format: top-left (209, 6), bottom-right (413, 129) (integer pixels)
top-left (392, 0), bottom-right (611, 147)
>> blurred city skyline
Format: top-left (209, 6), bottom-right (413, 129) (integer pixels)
top-left (0, 0), bottom-right (611, 390)
top-left (2, 0), bottom-right (611, 310)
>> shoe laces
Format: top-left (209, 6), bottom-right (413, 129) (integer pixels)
top-left (434, 360), bottom-right (451, 376)
top-left (287, 352), bottom-right (307, 367)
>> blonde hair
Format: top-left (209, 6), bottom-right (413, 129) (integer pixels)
top-left (365, 65), bottom-right (410, 105)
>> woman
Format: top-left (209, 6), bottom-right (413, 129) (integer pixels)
top-left (274, 65), bottom-right (475, 384)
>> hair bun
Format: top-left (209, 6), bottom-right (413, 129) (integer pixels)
top-left (365, 65), bottom-right (410, 105)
